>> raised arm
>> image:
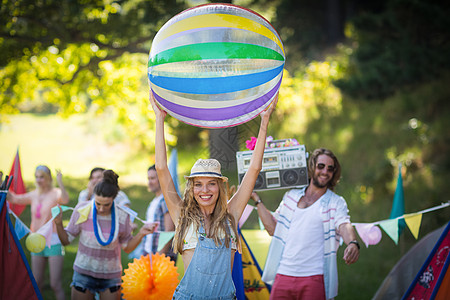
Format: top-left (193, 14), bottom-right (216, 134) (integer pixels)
top-left (149, 92), bottom-right (182, 225)
top-left (55, 169), bottom-right (69, 205)
top-left (250, 192), bottom-right (277, 236)
top-left (228, 94), bottom-right (278, 223)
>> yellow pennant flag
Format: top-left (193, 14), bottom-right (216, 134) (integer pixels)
top-left (75, 204), bottom-right (91, 225)
top-left (404, 213), bottom-right (423, 239)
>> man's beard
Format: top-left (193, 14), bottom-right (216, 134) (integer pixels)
top-left (312, 175), bottom-right (331, 189)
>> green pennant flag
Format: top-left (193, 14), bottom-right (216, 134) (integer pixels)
top-left (51, 205), bottom-right (73, 219)
top-left (157, 231), bottom-right (175, 252)
top-left (389, 164), bottom-right (406, 236)
top-left (379, 219), bottom-right (399, 245)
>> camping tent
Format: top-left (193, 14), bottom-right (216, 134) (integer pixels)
top-left (373, 222), bottom-right (450, 300)
top-left (0, 177), bottom-right (42, 299)
top-left (402, 221), bottom-right (450, 299)
top-left (373, 224), bottom-right (447, 299)
top-left (233, 229), bottom-right (271, 299)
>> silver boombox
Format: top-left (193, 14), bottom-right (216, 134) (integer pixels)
top-left (236, 144), bottom-right (308, 191)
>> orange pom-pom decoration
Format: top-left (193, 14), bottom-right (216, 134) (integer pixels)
top-left (122, 253), bottom-right (179, 300)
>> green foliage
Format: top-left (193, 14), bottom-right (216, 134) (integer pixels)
top-left (0, 0), bottom-right (188, 145)
top-left (2, 2), bottom-right (450, 298)
top-left (335, 0), bottom-right (450, 99)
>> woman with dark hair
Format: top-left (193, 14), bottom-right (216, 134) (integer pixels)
top-left (149, 92), bottom-right (277, 299)
top-left (8, 165), bottom-right (69, 300)
top-left (55, 170), bottom-right (156, 300)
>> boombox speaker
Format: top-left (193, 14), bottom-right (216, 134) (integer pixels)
top-left (236, 144), bottom-right (309, 191)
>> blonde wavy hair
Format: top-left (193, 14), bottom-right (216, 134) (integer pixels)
top-left (173, 178), bottom-right (240, 253)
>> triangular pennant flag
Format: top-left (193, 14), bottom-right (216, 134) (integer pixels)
top-left (12, 214), bottom-right (30, 240)
top-left (354, 223), bottom-right (382, 248)
top-left (35, 219), bottom-right (53, 249)
top-left (118, 205), bottom-right (138, 223)
top-left (75, 204), bottom-right (91, 225)
top-left (238, 205), bottom-right (254, 228)
top-left (8, 149), bottom-right (27, 216)
top-left (50, 205), bottom-right (73, 219)
top-left (379, 219), bottom-right (400, 245)
top-left (156, 231), bottom-right (175, 252)
top-left (389, 164), bottom-right (406, 236)
top-left (404, 213), bottom-right (423, 239)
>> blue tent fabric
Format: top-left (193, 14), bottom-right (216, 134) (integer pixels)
top-left (232, 246), bottom-right (246, 300)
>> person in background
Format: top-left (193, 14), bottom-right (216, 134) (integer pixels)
top-left (252, 148), bottom-right (360, 300)
top-left (78, 167), bottom-right (131, 208)
top-left (8, 165), bottom-right (69, 300)
top-left (144, 164), bottom-right (177, 261)
top-left (150, 91), bottom-right (277, 299)
top-left (55, 169), bottom-right (156, 300)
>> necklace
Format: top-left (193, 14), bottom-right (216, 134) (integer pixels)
top-left (93, 201), bottom-right (116, 246)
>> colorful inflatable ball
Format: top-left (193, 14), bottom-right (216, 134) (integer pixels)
top-left (148, 3), bottom-right (285, 128)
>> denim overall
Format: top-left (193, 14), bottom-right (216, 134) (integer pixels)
top-left (172, 225), bottom-right (236, 300)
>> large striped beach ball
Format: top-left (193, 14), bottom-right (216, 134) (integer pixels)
top-left (148, 3), bottom-right (285, 128)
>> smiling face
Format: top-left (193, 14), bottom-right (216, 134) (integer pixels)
top-left (147, 169), bottom-right (161, 194)
top-left (311, 154), bottom-right (335, 189)
top-left (94, 195), bottom-right (114, 216)
top-left (193, 177), bottom-right (220, 211)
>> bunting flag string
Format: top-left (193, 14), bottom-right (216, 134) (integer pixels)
top-left (247, 200), bottom-right (449, 248)
top-left (9, 198), bottom-right (449, 250)
top-left (354, 201), bottom-right (449, 247)
top-left (8, 208), bottom-right (30, 240)
top-left (9, 203), bottom-right (175, 252)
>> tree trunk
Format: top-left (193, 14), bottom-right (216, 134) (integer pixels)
top-left (209, 127), bottom-right (239, 174)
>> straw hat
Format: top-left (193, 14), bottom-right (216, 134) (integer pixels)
top-left (184, 159), bottom-right (228, 182)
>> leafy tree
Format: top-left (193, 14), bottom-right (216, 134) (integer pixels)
top-left (334, 0), bottom-right (450, 99)
top-left (0, 0), bottom-right (189, 151)
top-left (0, 1), bottom-right (186, 111)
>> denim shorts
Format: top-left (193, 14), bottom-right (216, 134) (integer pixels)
top-left (71, 271), bottom-right (122, 294)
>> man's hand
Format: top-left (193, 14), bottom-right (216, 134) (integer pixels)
top-left (343, 242), bottom-right (359, 265)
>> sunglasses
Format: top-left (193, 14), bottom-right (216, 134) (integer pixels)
top-left (316, 163), bottom-right (335, 173)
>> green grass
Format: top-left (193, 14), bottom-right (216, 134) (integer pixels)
top-left (10, 178), bottom-right (450, 300)
top-left (0, 113), bottom-right (154, 185)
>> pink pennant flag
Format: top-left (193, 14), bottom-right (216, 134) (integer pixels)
top-left (239, 205), bottom-right (254, 228)
top-left (354, 223), bottom-right (382, 247)
top-left (36, 219), bottom-right (54, 249)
